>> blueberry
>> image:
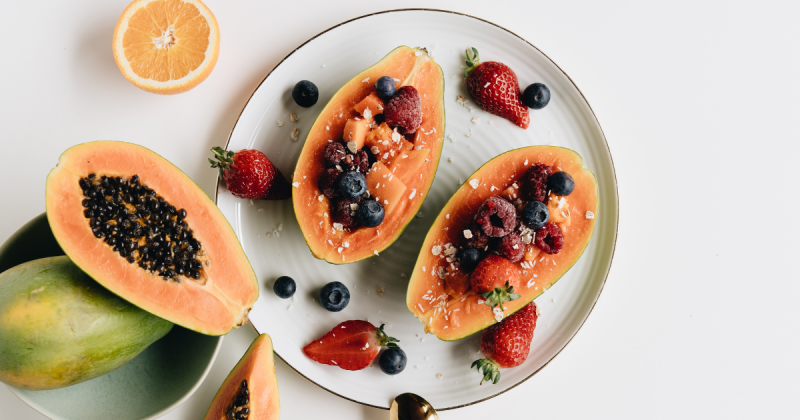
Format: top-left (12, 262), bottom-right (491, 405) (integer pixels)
top-left (356, 199), bottom-right (384, 227)
top-left (319, 281), bottom-right (350, 312)
top-left (292, 80), bottom-right (319, 108)
top-left (374, 76), bottom-right (397, 101)
top-left (522, 83), bottom-right (551, 109)
top-left (273, 276), bottom-right (296, 299)
top-left (378, 348), bottom-right (407, 375)
top-left (520, 201), bottom-right (549, 230)
top-left (336, 171), bottom-right (367, 199)
top-left (459, 248), bottom-right (482, 272)
top-left (547, 171), bottom-right (575, 196)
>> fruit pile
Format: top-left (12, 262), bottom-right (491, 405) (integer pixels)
top-left (317, 78), bottom-right (424, 232)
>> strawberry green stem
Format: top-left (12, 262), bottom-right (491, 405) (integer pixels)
top-left (464, 47), bottom-right (480, 78)
top-left (471, 358), bottom-right (500, 385)
top-left (376, 324), bottom-right (400, 349)
top-left (479, 281), bottom-right (521, 311)
top-left (208, 147), bottom-right (235, 178)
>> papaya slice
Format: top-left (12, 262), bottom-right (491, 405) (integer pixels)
top-left (46, 141), bottom-right (258, 336)
top-left (203, 333), bottom-right (280, 420)
top-left (0, 256), bottom-right (173, 390)
top-left (406, 146), bottom-right (598, 340)
top-left (292, 46), bottom-right (445, 263)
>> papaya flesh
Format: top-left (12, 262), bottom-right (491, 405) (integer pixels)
top-left (204, 333), bottom-right (280, 420)
top-left (0, 212), bottom-right (63, 274)
top-left (0, 256), bottom-right (173, 390)
top-left (46, 141), bottom-right (258, 335)
top-left (292, 46), bottom-right (445, 264)
top-left (407, 146), bottom-right (599, 340)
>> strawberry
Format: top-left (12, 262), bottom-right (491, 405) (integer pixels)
top-left (209, 147), bottom-right (291, 200)
top-left (303, 320), bottom-right (399, 371)
top-left (472, 301), bottom-right (539, 384)
top-left (464, 47), bottom-right (530, 129)
top-left (470, 255), bottom-right (521, 310)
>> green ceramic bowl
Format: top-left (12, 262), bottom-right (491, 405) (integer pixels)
top-left (1, 213), bottom-right (223, 420)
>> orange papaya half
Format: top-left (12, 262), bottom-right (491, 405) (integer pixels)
top-left (46, 141), bottom-right (258, 336)
top-left (292, 46), bottom-right (445, 264)
top-left (203, 333), bottom-right (280, 420)
top-left (406, 146), bottom-right (598, 340)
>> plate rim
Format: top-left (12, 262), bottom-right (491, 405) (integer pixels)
top-left (215, 8), bottom-right (619, 411)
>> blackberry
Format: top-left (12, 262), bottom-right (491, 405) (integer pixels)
top-left (475, 196), bottom-right (516, 237)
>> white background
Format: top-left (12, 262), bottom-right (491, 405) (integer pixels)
top-left (1, 0), bottom-right (798, 419)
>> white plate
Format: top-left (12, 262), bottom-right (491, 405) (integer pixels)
top-left (216, 9), bottom-right (618, 410)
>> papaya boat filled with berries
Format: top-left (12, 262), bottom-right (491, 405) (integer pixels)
top-left (407, 146), bottom-right (598, 340)
top-left (292, 46), bottom-right (445, 264)
top-left (46, 141), bottom-right (259, 336)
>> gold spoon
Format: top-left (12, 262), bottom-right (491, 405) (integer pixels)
top-left (390, 393), bottom-right (440, 420)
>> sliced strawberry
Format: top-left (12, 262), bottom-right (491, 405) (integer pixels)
top-left (303, 320), bottom-right (399, 371)
top-left (464, 48), bottom-right (530, 129)
top-left (469, 255), bottom-right (521, 310)
top-left (472, 301), bottom-right (538, 384)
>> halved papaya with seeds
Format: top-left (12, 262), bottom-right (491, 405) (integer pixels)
top-left (406, 146), bottom-right (598, 340)
top-left (46, 141), bottom-right (258, 336)
top-left (203, 334), bottom-right (279, 420)
top-left (292, 46), bottom-right (445, 264)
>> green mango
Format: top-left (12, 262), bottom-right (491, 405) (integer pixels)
top-left (0, 256), bottom-right (173, 390)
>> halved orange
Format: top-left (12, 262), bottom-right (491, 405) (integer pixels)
top-left (112, 0), bottom-right (220, 94)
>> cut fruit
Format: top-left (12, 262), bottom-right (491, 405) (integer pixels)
top-left (46, 141), bottom-right (258, 335)
top-left (203, 334), bottom-right (280, 420)
top-left (293, 46), bottom-right (445, 264)
top-left (0, 256), bottom-right (173, 390)
top-left (343, 118), bottom-right (371, 151)
top-left (388, 149), bottom-right (430, 184)
top-left (365, 162), bottom-right (407, 215)
top-left (353, 92), bottom-right (384, 118)
top-left (112, 0), bottom-right (220, 94)
top-left (407, 146), bottom-right (598, 340)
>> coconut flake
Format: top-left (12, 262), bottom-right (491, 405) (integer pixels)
top-left (463, 229), bottom-right (473, 239)
top-left (586, 211), bottom-right (595, 219)
top-left (469, 179), bottom-right (480, 189)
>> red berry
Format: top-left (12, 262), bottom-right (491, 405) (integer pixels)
top-left (534, 222), bottom-right (564, 254)
top-left (317, 167), bottom-right (342, 199)
top-left (498, 232), bottom-right (524, 263)
top-left (472, 302), bottom-right (539, 384)
top-left (209, 147), bottom-right (291, 200)
top-left (470, 254), bottom-right (520, 295)
top-left (384, 86), bottom-right (422, 134)
top-left (332, 197), bottom-right (361, 229)
top-left (523, 163), bottom-right (553, 203)
top-left (303, 321), bottom-right (399, 371)
top-left (464, 48), bottom-right (530, 129)
top-left (461, 221), bottom-right (490, 249)
top-left (475, 196), bottom-right (516, 238)
top-left (323, 142), bottom-right (347, 167)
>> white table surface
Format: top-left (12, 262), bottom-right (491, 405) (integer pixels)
top-left (2, 0), bottom-right (798, 419)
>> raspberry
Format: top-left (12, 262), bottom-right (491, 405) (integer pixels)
top-left (333, 198), bottom-right (362, 229)
top-left (323, 142), bottom-right (347, 167)
top-left (356, 150), bottom-right (370, 173)
top-left (461, 221), bottom-right (490, 249)
top-left (534, 222), bottom-right (564, 254)
top-left (318, 167), bottom-right (342, 198)
top-left (497, 232), bottom-right (525, 262)
top-left (523, 163), bottom-right (552, 203)
top-left (475, 196), bottom-right (516, 238)
top-left (384, 86), bottom-right (422, 134)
